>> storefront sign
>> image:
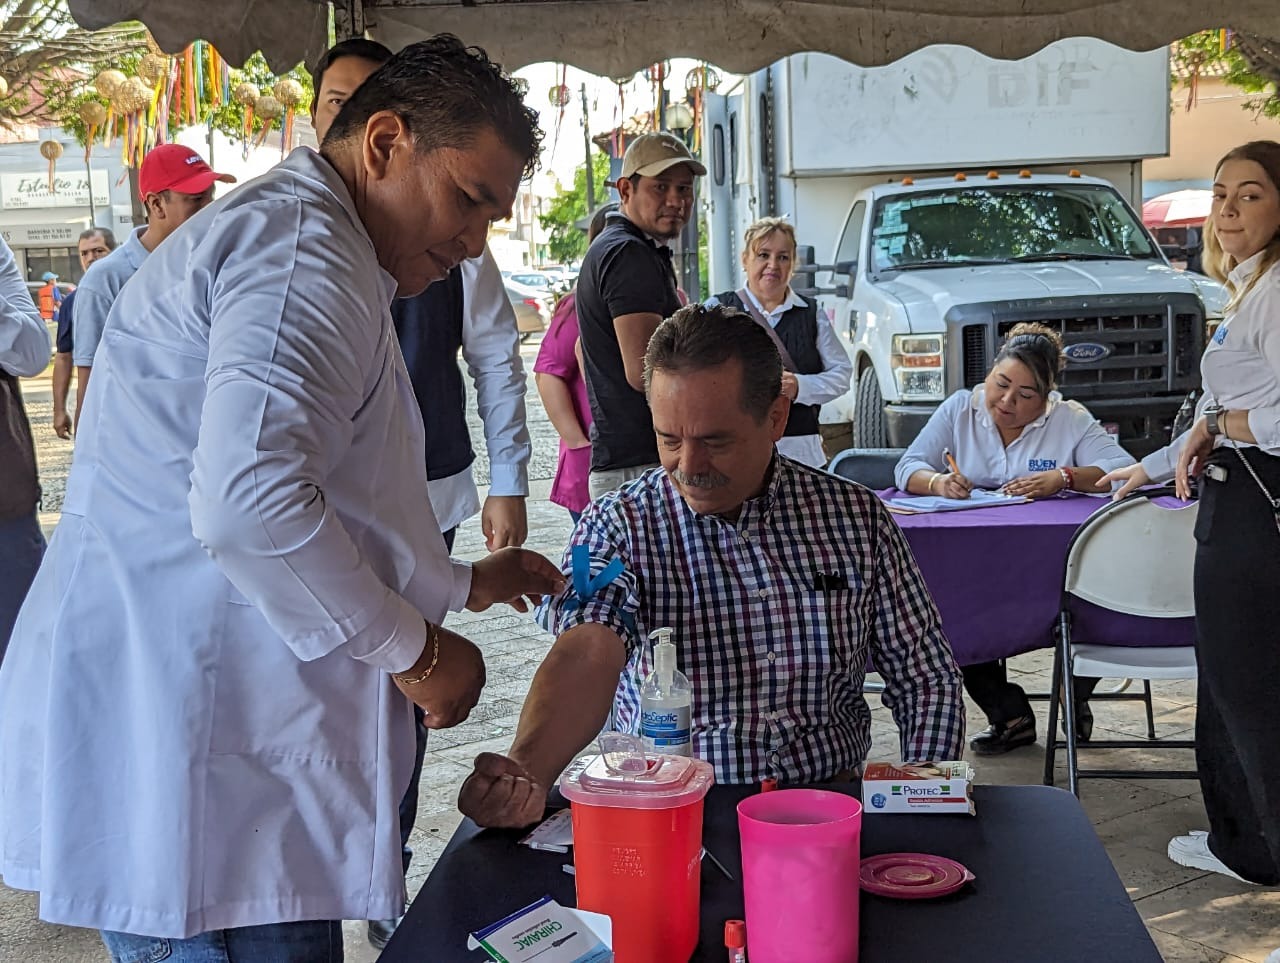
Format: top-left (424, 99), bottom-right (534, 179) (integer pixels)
top-left (1, 170), bottom-right (111, 210)
top-left (1, 223), bottom-right (83, 246)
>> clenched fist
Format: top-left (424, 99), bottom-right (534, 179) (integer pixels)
top-left (458, 751), bottom-right (548, 828)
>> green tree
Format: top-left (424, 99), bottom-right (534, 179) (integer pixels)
top-left (1173, 31), bottom-right (1280, 120)
top-left (539, 151), bottom-right (612, 263)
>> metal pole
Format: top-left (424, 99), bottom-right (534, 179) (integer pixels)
top-left (85, 154), bottom-right (96, 227)
top-left (580, 83), bottom-right (595, 212)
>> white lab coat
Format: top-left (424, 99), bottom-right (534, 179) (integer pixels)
top-left (0, 148), bottom-right (471, 937)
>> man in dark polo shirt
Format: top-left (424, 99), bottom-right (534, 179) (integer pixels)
top-left (577, 132), bottom-right (704, 498)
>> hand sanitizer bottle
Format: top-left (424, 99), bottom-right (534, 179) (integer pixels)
top-left (640, 627), bottom-right (692, 756)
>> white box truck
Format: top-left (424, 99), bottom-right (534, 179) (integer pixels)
top-left (701, 41), bottom-right (1226, 456)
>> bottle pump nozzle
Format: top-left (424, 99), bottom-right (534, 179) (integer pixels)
top-left (648, 627), bottom-right (676, 688)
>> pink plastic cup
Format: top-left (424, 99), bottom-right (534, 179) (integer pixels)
top-left (737, 789), bottom-right (863, 963)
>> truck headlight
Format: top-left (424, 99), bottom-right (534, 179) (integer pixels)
top-left (891, 335), bottom-right (945, 401)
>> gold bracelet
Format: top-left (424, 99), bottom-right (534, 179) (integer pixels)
top-left (927, 472), bottom-right (943, 493)
top-left (394, 623), bottom-right (440, 686)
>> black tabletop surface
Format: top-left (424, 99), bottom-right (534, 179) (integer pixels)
top-left (382, 784), bottom-right (1160, 963)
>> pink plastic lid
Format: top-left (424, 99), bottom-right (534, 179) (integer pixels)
top-left (560, 753), bottom-right (715, 809)
top-left (860, 853), bottom-right (975, 899)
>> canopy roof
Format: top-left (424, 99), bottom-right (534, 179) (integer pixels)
top-left (70, 0), bottom-right (1280, 76)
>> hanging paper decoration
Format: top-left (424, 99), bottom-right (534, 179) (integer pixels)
top-left (548, 83), bottom-right (571, 107)
top-left (137, 53), bottom-right (169, 87)
top-left (684, 64), bottom-right (721, 94)
top-left (253, 94), bottom-right (283, 148)
top-left (78, 100), bottom-right (108, 159)
top-left (39, 140), bottom-right (63, 191)
top-left (233, 82), bottom-right (260, 152)
top-left (682, 64), bottom-right (721, 153)
top-left (110, 76), bottom-right (151, 169)
top-left (94, 69), bottom-right (126, 99)
top-left (271, 78), bottom-right (306, 156)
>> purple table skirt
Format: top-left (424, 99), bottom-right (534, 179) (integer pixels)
top-left (881, 490), bottom-right (1197, 666)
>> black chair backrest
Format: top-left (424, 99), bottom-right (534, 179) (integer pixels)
top-left (827, 447), bottom-right (907, 490)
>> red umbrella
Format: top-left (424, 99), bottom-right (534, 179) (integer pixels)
top-left (1142, 190), bottom-right (1212, 229)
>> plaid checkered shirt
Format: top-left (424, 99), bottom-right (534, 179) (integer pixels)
top-left (538, 455), bottom-right (965, 784)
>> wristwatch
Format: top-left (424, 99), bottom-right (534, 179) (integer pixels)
top-left (1204, 405), bottom-right (1225, 437)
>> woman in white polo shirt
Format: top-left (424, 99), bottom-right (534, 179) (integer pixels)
top-left (895, 323), bottom-right (1134, 755)
top-left (1104, 140), bottom-right (1280, 889)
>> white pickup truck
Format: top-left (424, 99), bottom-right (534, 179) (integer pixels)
top-left (809, 171), bottom-right (1226, 456)
top-left (702, 41), bottom-right (1227, 457)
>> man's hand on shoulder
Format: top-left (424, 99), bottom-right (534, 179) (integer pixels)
top-left (467, 546), bottom-right (565, 613)
top-left (458, 751), bottom-right (548, 828)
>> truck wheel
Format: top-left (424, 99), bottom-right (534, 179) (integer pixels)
top-left (853, 367), bottom-right (889, 448)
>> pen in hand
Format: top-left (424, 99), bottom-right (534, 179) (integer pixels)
top-left (943, 447), bottom-right (961, 476)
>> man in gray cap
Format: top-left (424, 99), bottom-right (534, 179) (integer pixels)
top-left (576, 132), bottom-right (705, 498)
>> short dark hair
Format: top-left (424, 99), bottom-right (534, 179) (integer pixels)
top-left (321, 34), bottom-right (542, 180)
top-left (644, 303), bottom-right (782, 421)
top-left (79, 227), bottom-right (116, 249)
top-left (310, 38), bottom-right (394, 105)
top-left (992, 322), bottom-right (1064, 395)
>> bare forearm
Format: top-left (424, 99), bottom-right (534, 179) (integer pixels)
top-left (535, 373), bottom-right (590, 448)
top-left (509, 625), bottom-right (626, 787)
top-left (52, 353), bottom-right (71, 411)
top-left (1221, 409), bottom-right (1258, 445)
top-left (73, 365), bottom-right (91, 431)
top-left (906, 468), bottom-right (941, 495)
top-left (1068, 466), bottom-right (1105, 491)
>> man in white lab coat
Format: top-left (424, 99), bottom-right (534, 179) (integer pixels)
top-left (311, 39), bottom-right (533, 949)
top-left (0, 35), bottom-right (561, 963)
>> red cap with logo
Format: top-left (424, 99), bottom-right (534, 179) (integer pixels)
top-left (138, 144), bottom-right (236, 199)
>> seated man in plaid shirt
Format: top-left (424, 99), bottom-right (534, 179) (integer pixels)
top-left (460, 304), bottom-right (964, 827)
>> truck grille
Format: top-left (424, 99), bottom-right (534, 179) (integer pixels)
top-left (954, 296), bottom-right (1205, 400)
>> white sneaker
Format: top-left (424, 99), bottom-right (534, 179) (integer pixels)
top-left (1263, 950), bottom-right (1279, 963)
top-left (1167, 831), bottom-right (1254, 884)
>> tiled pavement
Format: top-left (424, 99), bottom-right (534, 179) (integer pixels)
top-left (3, 361), bottom-right (1277, 960)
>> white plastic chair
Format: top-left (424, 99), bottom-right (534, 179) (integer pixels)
top-left (1042, 487), bottom-right (1199, 796)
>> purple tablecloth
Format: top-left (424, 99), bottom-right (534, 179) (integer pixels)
top-left (882, 491), bottom-right (1197, 665)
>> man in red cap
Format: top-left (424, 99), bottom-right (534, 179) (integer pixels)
top-left (70, 144), bottom-right (233, 429)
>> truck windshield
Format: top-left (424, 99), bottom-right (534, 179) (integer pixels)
top-left (870, 184), bottom-right (1159, 272)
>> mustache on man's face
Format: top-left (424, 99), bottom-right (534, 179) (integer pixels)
top-left (671, 467), bottom-right (730, 490)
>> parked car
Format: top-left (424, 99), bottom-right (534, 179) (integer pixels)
top-left (538, 266), bottom-right (577, 291)
top-left (506, 271), bottom-right (554, 292)
top-left (505, 285), bottom-right (546, 341)
top-left (505, 277), bottom-right (555, 316)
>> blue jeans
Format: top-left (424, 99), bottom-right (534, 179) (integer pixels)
top-left (0, 510), bottom-right (44, 665)
top-left (101, 921), bottom-right (342, 963)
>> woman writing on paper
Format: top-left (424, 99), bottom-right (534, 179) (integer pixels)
top-left (707, 217), bottom-right (852, 467)
top-left (894, 323), bottom-right (1134, 755)
top-left (1102, 141), bottom-right (1280, 888)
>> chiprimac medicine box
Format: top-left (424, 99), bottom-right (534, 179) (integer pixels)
top-left (862, 761), bottom-right (975, 815)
